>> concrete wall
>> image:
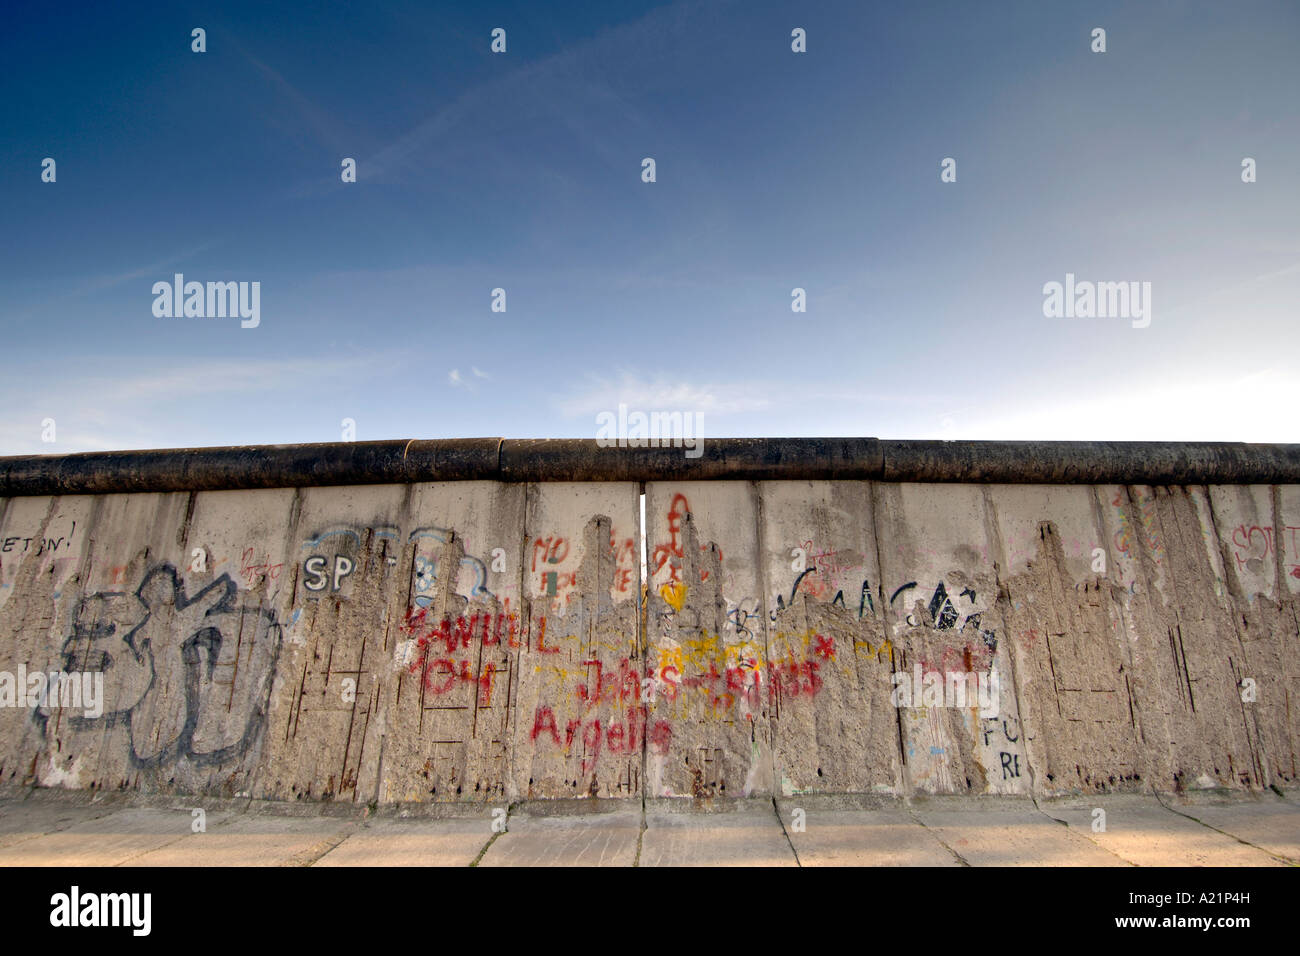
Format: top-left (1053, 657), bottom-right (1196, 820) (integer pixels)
top-left (1, 479), bottom-right (1296, 804)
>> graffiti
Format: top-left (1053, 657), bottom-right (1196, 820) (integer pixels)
top-left (980, 716), bottom-right (1023, 748)
top-left (1112, 492), bottom-right (1164, 564)
top-left (532, 535), bottom-right (569, 571)
top-left (892, 580), bottom-right (989, 636)
top-left (928, 581), bottom-right (961, 629)
top-left (771, 573), bottom-right (876, 619)
top-left (526, 525), bottom-right (638, 606)
top-left (726, 597), bottom-right (762, 637)
top-left (979, 714), bottom-right (1028, 784)
top-left (409, 526), bottom-right (492, 604)
top-left (575, 657), bottom-right (642, 707)
top-left (303, 554), bottom-right (355, 592)
top-left (651, 494), bottom-right (720, 589)
top-left (239, 547), bottom-right (284, 588)
top-left (529, 535), bottom-right (572, 598)
top-left (301, 525), bottom-right (399, 550)
top-left (39, 564), bottom-right (281, 767)
top-left (887, 579), bottom-right (998, 675)
top-left (299, 523), bottom-right (495, 606)
top-left (789, 540), bottom-right (863, 603)
top-left (1, 521), bottom-right (75, 556)
top-left (402, 607), bottom-right (521, 706)
top-left (529, 704), bottom-right (671, 773)
top-left (646, 629), bottom-right (832, 718)
top-left (1229, 523), bottom-right (1300, 579)
top-left (610, 526), bottom-right (637, 594)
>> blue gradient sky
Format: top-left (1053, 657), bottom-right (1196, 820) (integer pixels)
top-left (2, 0), bottom-right (1297, 453)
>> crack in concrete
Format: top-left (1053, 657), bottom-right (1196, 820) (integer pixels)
top-left (904, 803), bottom-right (970, 867)
top-left (770, 796), bottom-right (802, 867)
top-left (468, 801), bottom-right (514, 867)
top-left (1153, 791), bottom-right (1299, 866)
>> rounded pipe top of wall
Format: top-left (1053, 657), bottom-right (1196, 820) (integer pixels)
top-left (1, 438), bottom-right (1298, 496)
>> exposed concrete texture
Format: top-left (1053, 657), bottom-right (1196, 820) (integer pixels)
top-left (0, 790), bottom-right (128, 849)
top-left (774, 798), bottom-right (959, 866)
top-left (909, 798), bottom-right (1128, 866)
top-left (0, 806), bottom-right (232, 866)
top-left (1037, 795), bottom-right (1287, 866)
top-left (0, 789), bottom-right (1290, 865)
top-left (314, 817), bottom-right (493, 867)
top-left (479, 805), bottom-right (641, 866)
top-left (122, 813), bottom-right (357, 866)
top-left (1158, 792), bottom-right (1300, 863)
top-left (265, 481), bottom-right (528, 807)
top-left (644, 482), bottom-right (773, 798)
top-left (1, 473), bottom-right (1298, 808)
top-left (640, 801), bottom-right (796, 866)
top-left (760, 482), bottom-right (901, 798)
top-left (511, 483), bottom-right (642, 800)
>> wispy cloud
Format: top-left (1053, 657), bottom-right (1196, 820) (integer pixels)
top-left (9, 239), bottom-right (223, 323)
top-left (554, 371), bottom-right (937, 423)
top-left (449, 367), bottom-right (490, 391)
top-left (349, 0), bottom-right (720, 189)
top-left (0, 353), bottom-right (395, 455)
top-left (555, 373), bottom-right (773, 418)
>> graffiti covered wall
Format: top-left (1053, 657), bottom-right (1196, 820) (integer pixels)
top-left (0, 479), bottom-right (1296, 803)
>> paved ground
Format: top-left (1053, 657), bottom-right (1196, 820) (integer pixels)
top-left (0, 789), bottom-right (1295, 866)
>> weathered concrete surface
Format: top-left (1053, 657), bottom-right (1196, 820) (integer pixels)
top-left (0, 806), bottom-right (234, 866)
top-left (644, 483), bottom-right (773, 799)
top-left (121, 813), bottom-right (358, 866)
top-left (0, 790), bottom-right (129, 849)
top-left (479, 803), bottom-right (641, 866)
top-left (0, 790), bottom-right (1291, 865)
top-left (1158, 793), bottom-right (1300, 863)
top-left (774, 797), bottom-right (959, 866)
top-left (909, 797), bottom-right (1128, 866)
top-left (313, 818), bottom-right (490, 867)
top-left (2, 474), bottom-right (1298, 809)
top-left (511, 483), bottom-right (642, 800)
top-left (640, 800), bottom-right (795, 866)
top-left (1038, 794), bottom-right (1288, 866)
top-left (759, 482), bottom-right (900, 798)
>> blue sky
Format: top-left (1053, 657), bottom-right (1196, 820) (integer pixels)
top-left (2, 0), bottom-right (1297, 453)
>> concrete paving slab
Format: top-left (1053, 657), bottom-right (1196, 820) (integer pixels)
top-left (0, 795), bottom-right (127, 849)
top-left (1150, 799), bottom-right (1298, 864)
top-left (786, 808), bottom-right (960, 866)
top-left (640, 805), bottom-right (795, 867)
top-left (314, 817), bottom-right (494, 867)
top-left (1039, 796), bottom-right (1288, 866)
top-left (122, 813), bottom-right (357, 866)
top-left (479, 807), bottom-right (640, 867)
top-left (911, 804), bottom-right (1127, 866)
top-left (0, 807), bottom-right (226, 866)
top-left (1045, 790), bottom-right (1300, 868)
top-left (0, 789), bottom-right (1293, 867)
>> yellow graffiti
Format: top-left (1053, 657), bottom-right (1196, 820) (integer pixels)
top-left (660, 581), bottom-right (688, 612)
top-left (853, 637), bottom-right (894, 660)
